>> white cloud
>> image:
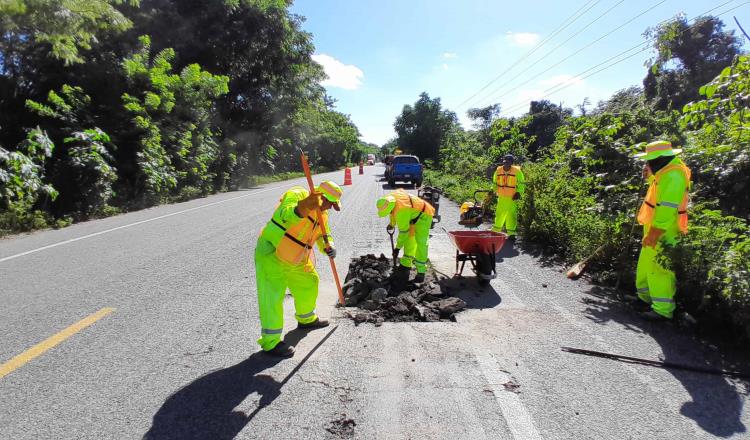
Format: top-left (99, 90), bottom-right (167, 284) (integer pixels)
top-left (312, 54), bottom-right (364, 90)
top-left (505, 32), bottom-right (541, 48)
top-left (442, 63), bottom-right (449, 70)
top-left (442, 51), bottom-right (457, 59)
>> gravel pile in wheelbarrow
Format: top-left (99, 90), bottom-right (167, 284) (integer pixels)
top-left (340, 254), bottom-right (467, 325)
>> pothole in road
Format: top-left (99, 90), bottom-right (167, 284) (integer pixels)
top-left (326, 414), bottom-right (356, 437)
top-left (340, 254), bottom-right (467, 325)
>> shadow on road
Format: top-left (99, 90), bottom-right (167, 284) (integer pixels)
top-left (438, 277), bottom-right (501, 310)
top-left (142, 352), bottom-right (285, 440)
top-left (381, 182), bottom-right (417, 191)
top-left (496, 240), bottom-right (520, 262)
top-left (143, 327), bottom-right (338, 440)
top-left (582, 286), bottom-right (748, 438)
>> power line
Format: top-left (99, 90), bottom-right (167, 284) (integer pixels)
top-left (453, 0), bottom-right (602, 109)
top-left (495, 0), bottom-right (748, 116)
top-left (463, 0), bottom-right (628, 110)
top-left (474, 0), bottom-right (667, 109)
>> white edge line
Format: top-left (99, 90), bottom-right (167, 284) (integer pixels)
top-left (474, 348), bottom-right (542, 440)
top-left (0, 187), bottom-right (280, 264)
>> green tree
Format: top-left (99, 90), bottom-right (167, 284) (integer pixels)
top-left (394, 92), bottom-right (458, 162)
top-left (643, 15), bottom-right (741, 110)
top-left (0, 0), bottom-right (139, 66)
top-left (120, 36), bottom-right (229, 201)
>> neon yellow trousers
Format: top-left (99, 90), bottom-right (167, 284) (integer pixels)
top-left (254, 238), bottom-right (319, 351)
top-left (492, 196), bottom-right (518, 236)
top-left (399, 215), bottom-right (432, 274)
top-left (635, 227), bottom-right (678, 318)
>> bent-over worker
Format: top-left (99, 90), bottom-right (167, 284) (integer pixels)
top-left (376, 189), bottom-right (435, 283)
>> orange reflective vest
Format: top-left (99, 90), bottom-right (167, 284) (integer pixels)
top-left (495, 165), bottom-right (522, 197)
top-left (390, 189), bottom-right (436, 223)
top-left (272, 211), bottom-right (328, 265)
top-left (637, 162), bottom-right (691, 234)
top-left (260, 187), bottom-right (330, 265)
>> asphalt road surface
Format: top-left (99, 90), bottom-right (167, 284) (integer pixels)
top-left (1, 164), bottom-right (748, 439)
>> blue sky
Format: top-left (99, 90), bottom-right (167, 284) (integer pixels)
top-left (290, 0), bottom-right (750, 145)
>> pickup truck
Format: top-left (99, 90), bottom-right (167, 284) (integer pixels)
top-left (387, 155), bottom-right (423, 188)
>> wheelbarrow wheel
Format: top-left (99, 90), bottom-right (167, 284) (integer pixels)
top-left (476, 252), bottom-right (495, 285)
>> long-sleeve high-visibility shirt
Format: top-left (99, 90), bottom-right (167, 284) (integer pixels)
top-left (260, 186), bottom-right (333, 252)
top-left (650, 158), bottom-right (688, 231)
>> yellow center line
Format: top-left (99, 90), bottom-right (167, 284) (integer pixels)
top-left (0, 307), bottom-right (115, 380)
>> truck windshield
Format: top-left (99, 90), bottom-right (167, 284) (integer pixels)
top-left (394, 156), bottom-right (419, 164)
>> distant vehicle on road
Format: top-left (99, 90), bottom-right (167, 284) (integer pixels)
top-left (367, 153), bottom-right (376, 165)
top-left (387, 155), bottom-right (423, 188)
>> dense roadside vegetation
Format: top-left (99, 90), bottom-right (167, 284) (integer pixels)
top-left (389, 16), bottom-right (750, 340)
top-left (0, 0), bottom-right (377, 235)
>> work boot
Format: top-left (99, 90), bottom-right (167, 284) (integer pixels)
top-left (641, 310), bottom-right (671, 321)
top-left (413, 273), bottom-right (425, 283)
top-left (391, 264), bottom-right (410, 289)
top-left (298, 317), bottom-right (330, 330)
top-left (265, 341), bottom-right (295, 358)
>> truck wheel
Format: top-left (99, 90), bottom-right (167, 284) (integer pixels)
top-left (414, 180), bottom-right (422, 188)
top-left (388, 179), bottom-right (395, 187)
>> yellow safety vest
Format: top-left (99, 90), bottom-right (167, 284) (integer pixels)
top-left (495, 165), bottom-right (521, 197)
top-left (637, 162), bottom-right (691, 234)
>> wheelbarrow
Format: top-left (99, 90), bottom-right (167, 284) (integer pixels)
top-left (447, 230), bottom-right (507, 286)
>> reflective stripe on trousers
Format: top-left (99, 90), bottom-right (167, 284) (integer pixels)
top-left (254, 238), bottom-right (320, 351)
top-left (399, 215), bottom-right (432, 274)
top-left (493, 196), bottom-right (518, 235)
top-left (635, 229), bottom-right (677, 319)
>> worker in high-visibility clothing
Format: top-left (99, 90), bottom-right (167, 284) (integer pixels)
top-left (492, 154), bottom-right (525, 239)
top-left (254, 181), bottom-right (343, 357)
top-left (634, 140), bottom-right (691, 320)
top-left (376, 189), bottom-right (435, 283)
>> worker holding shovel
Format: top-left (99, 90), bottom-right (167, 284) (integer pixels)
top-left (376, 189), bottom-right (435, 284)
top-left (254, 181), bottom-right (343, 357)
top-left (634, 140), bottom-right (691, 321)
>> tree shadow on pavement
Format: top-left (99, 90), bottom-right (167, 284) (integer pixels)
top-left (496, 240), bottom-right (520, 263)
top-left (143, 327), bottom-right (338, 440)
top-left (513, 239), bottom-right (564, 268)
top-left (582, 285), bottom-right (748, 438)
top-left (381, 183), bottom-right (417, 191)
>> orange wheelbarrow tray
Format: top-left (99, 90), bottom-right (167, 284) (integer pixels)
top-left (447, 230), bottom-right (507, 286)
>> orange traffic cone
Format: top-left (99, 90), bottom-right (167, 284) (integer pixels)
top-left (343, 167), bottom-right (352, 185)
top-left (359, 161), bottom-right (364, 175)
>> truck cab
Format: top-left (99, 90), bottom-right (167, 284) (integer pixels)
top-left (387, 155), bottom-right (423, 188)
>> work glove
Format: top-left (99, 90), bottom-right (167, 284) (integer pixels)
top-left (386, 224), bottom-right (395, 234)
top-left (296, 192), bottom-right (321, 217)
top-left (642, 227), bottom-right (664, 248)
top-left (325, 246), bottom-right (336, 258)
top-left (512, 192), bottom-right (521, 201)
